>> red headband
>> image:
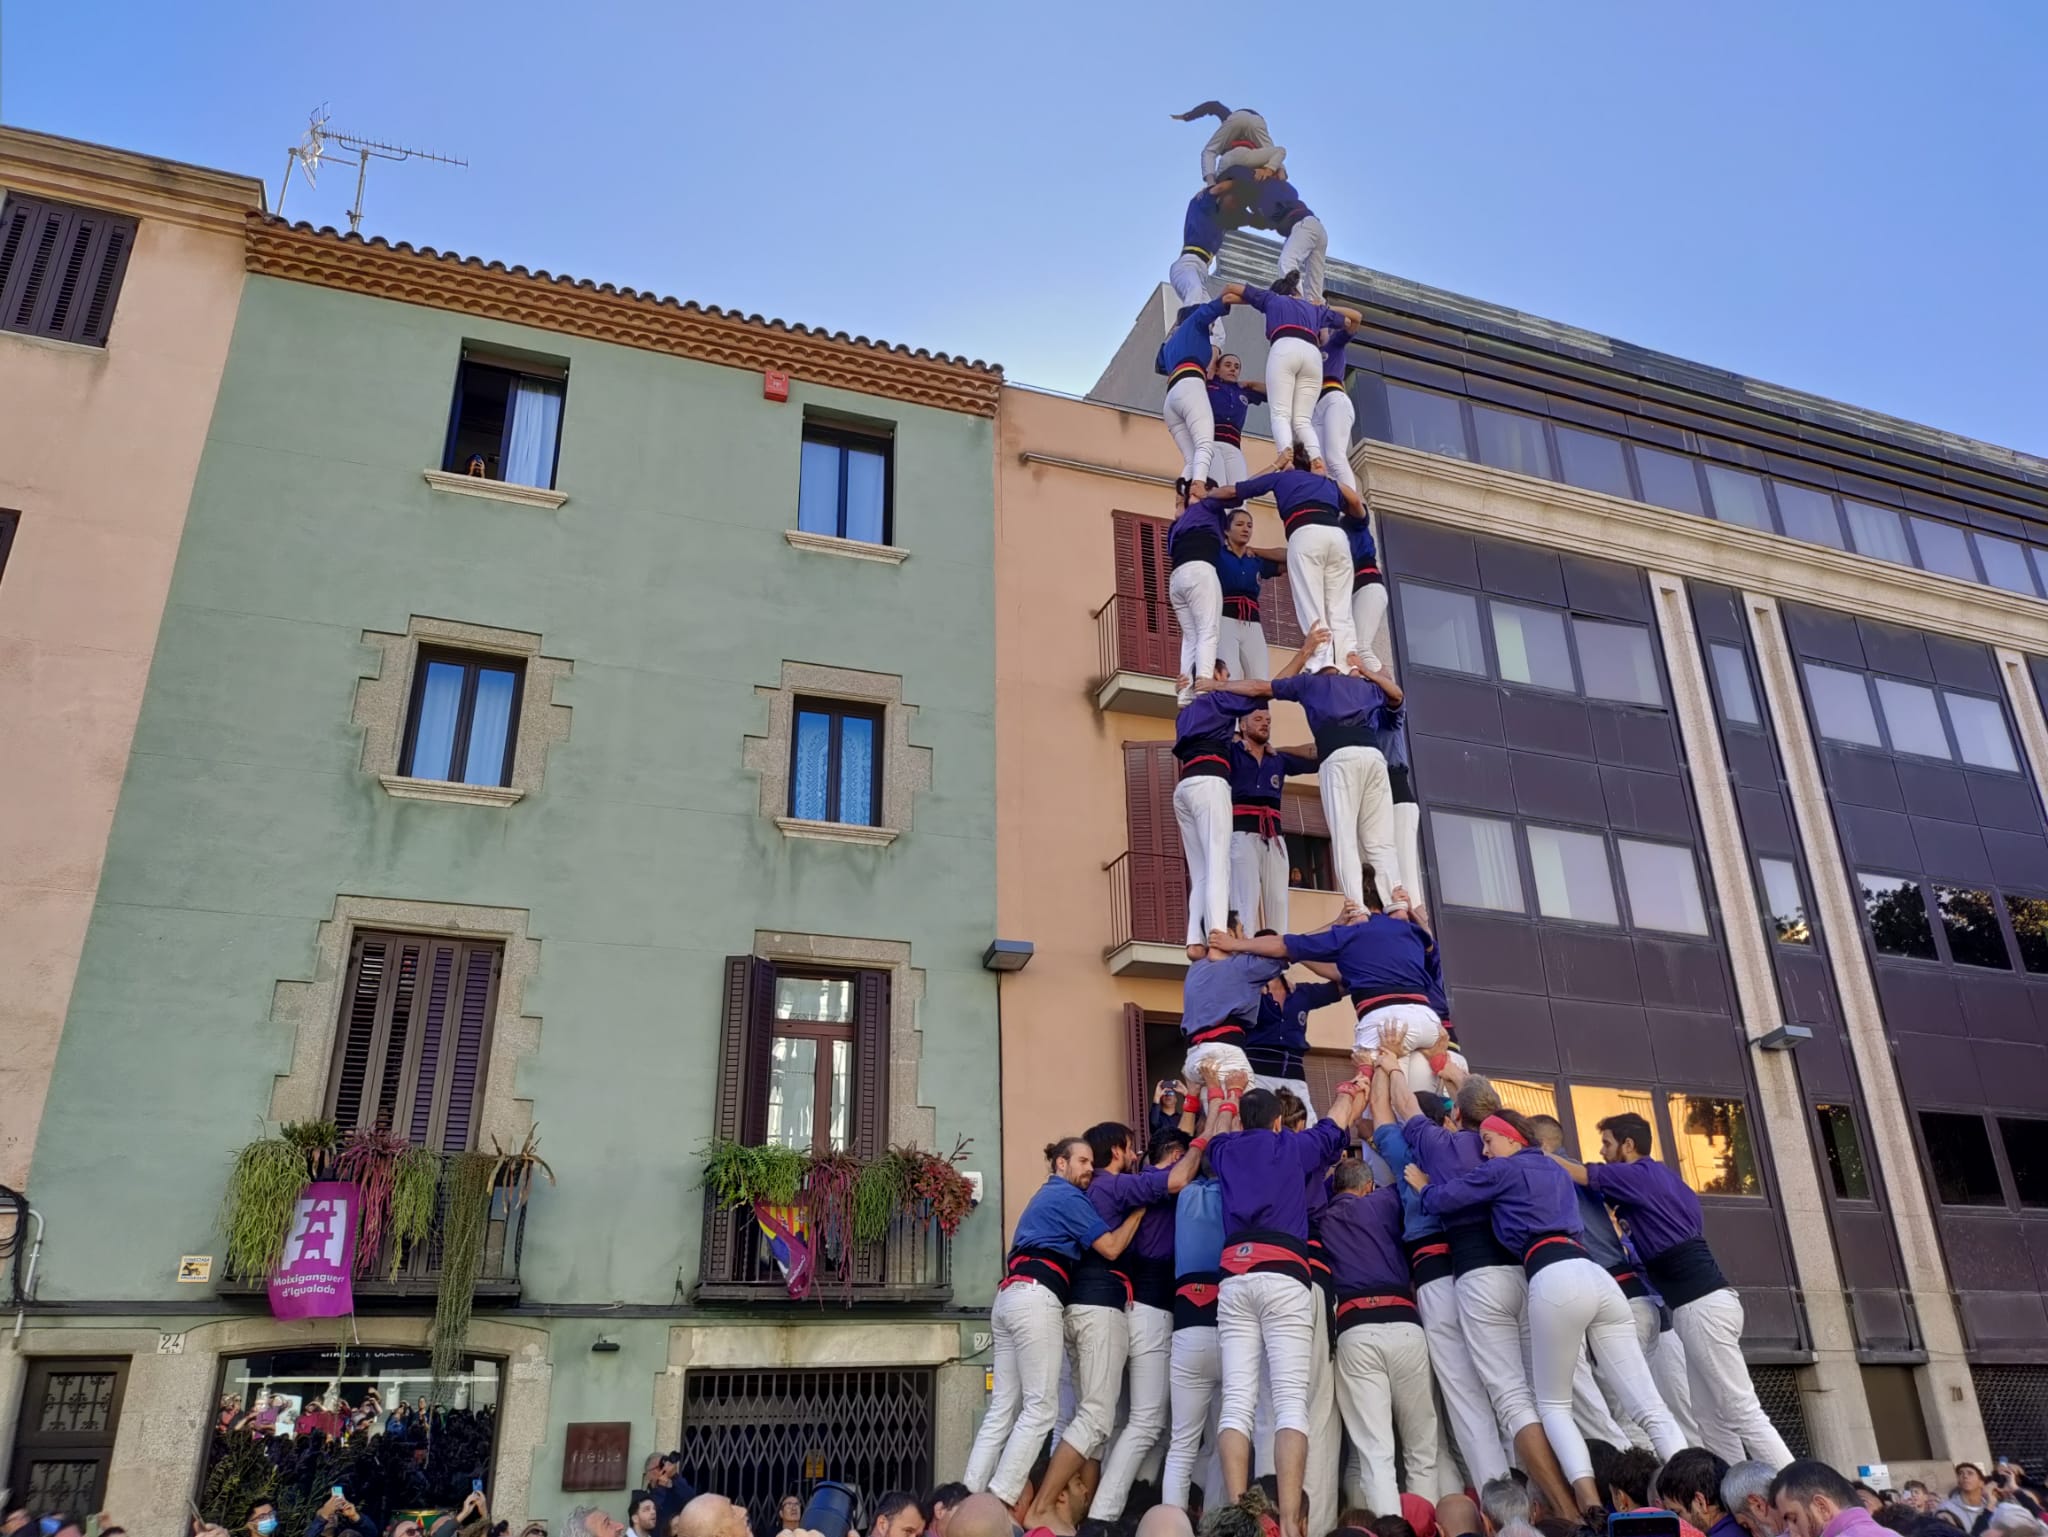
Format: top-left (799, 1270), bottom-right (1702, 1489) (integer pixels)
top-left (1481, 1114), bottom-right (1528, 1147)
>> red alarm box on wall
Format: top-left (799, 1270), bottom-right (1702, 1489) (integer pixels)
top-left (763, 369), bottom-right (790, 402)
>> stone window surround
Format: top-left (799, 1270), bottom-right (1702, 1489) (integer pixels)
top-left (742, 661), bottom-right (932, 844)
top-left (353, 616), bottom-right (572, 806)
top-left (267, 894), bottom-right (542, 1156)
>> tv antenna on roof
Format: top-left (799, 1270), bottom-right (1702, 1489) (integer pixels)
top-left (276, 107), bottom-right (466, 234)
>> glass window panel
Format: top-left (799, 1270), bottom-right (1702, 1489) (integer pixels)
top-left (844, 445), bottom-right (888, 544)
top-left (1844, 499), bottom-right (1913, 565)
top-left (791, 710), bottom-right (833, 821)
top-left (1554, 426), bottom-right (1633, 498)
top-left (1618, 840), bottom-right (1708, 935)
top-left (409, 661), bottom-right (464, 781)
top-left (1491, 602), bottom-right (1575, 691)
top-left (766, 1035), bottom-right (819, 1149)
top-left (1814, 1104), bottom-right (1871, 1200)
top-left (1492, 1078), bottom-right (1558, 1120)
top-left (1919, 1111), bottom-right (2005, 1206)
top-left (1704, 464), bottom-right (1774, 532)
top-left (1633, 446), bottom-right (1704, 515)
top-left (1431, 811), bottom-right (1525, 913)
top-left (2032, 547), bottom-right (2048, 598)
top-left (1471, 405), bottom-right (1553, 479)
top-left (2007, 894), bottom-right (2048, 974)
top-left (838, 714), bottom-right (876, 826)
top-left (1942, 692), bottom-right (2017, 772)
top-left (1758, 858), bottom-right (1811, 944)
top-left (1574, 619), bottom-right (1662, 706)
top-left (1569, 1085), bottom-right (1658, 1164)
top-left (827, 1038), bottom-right (852, 1152)
top-left (1666, 1095), bottom-right (1761, 1195)
top-left (1709, 643), bottom-right (1760, 726)
top-left (1526, 825), bottom-right (1619, 925)
top-left (1401, 583), bottom-right (1486, 675)
top-left (1974, 534), bottom-right (2037, 595)
top-left (1773, 482), bottom-right (1845, 548)
top-left (1385, 384), bottom-right (1470, 459)
top-left (461, 667), bottom-right (517, 787)
top-left (1999, 1118), bottom-right (2048, 1209)
top-left (1804, 664), bottom-right (1881, 747)
top-left (775, 975), bottom-right (854, 1022)
top-left (1910, 516), bottom-right (1978, 581)
top-left (797, 438), bottom-right (843, 536)
top-left (1936, 885), bottom-right (2011, 969)
top-left (1875, 678), bottom-right (1951, 759)
top-left (1859, 872), bottom-right (1935, 959)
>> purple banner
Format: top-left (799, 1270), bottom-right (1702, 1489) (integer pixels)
top-left (268, 1182), bottom-right (358, 1319)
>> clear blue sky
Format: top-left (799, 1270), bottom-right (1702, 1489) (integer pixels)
top-left (6, 1), bottom-right (2046, 455)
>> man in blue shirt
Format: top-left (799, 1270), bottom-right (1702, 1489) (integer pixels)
top-left (1245, 959), bottom-right (1340, 1116)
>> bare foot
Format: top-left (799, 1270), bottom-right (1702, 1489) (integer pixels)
top-left (1186, 943), bottom-right (1205, 961)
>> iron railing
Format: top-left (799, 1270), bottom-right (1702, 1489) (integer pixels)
top-left (1106, 849), bottom-right (1189, 954)
top-left (1095, 591), bottom-right (1179, 682)
top-left (219, 1155), bottom-right (525, 1300)
top-left (695, 1194), bottom-right (952, 1304)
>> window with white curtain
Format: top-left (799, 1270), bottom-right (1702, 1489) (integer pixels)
top-left (1401, 583), bottom-right (1487, 675)
top-left (1618, 839), bottom-right (1709, 935)
top-left (1526, 825), bottom-right (1619, 925)
top-left (1491, 602), bottom-right (1574, 691)
top-left (443, 354), bottom-right (568, 490)
top-left (1431, 811), bottom-right (1524, 912)
top-left (1844, 499), bottom-right (1913, 565)
top-left (1574, 619), bottom-right (1662, 706)
top-left (400, 648), bottom-right (525, 787)
top-left (1874, 678), bottom-right (1951, 759)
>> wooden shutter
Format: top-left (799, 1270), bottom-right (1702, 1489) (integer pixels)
top-left (1262, 569), bottom-right (1306, 649)
top-left (1280, 786), bottom-right (1330, 839)
top-left (327, 930), bottom-right (499, 1149)
top-left (0, 509), bottom-right (16, 585)
top-left (1124, 1003), bottom-right (1149, 1144)
top-left (0, 197), bottom-right (137, 347)
top-left (712, 955), bottom-right (779, 1145)
top-left (1111, 510), bottom-right (1180, 676)
top-left (852, 971), bottom-right (891, 1158)
top-left (1123, 741), bottom-right (1187, 944)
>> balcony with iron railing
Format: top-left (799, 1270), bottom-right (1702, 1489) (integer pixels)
top-left (1093, 592), bottom-right (1179, 717)
top-left (218, 1155), bottom-right (526, 1302)
top-left (1105, 849), bottom-right (1193, 978)
top-left (695, 1193), bottom-right (953, 1305)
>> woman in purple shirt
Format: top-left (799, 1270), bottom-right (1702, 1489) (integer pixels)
top-left (1407, 1107), bottom-right (1683, 1514)
top-left (1212, 447), bottom-right (1365, 676)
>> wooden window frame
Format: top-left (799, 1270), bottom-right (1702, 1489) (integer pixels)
top-left (0, 195), bottom-right (136, 348)
top-left (7, 1357), bottom-right (131, 1516)
top-left (799, 421), bottom-right (895, 545)
top-left (768, 973), bottom-right (859, 1157)
top-left (788, 698), bottom-right (885, 826)
top-left (398, 646), bottom-right (527, 788)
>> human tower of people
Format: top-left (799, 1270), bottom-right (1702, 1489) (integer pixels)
top-left (963, 104), bottom-right (1798, 1537)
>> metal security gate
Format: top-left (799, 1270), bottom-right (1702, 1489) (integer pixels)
top-left (1748, 1364), bottom-right (1813, 1460)
top-left (676, 1368), bottom-right (935, 1533)
top-left (1974, 1366), bottom-right (2048, 1469)
top-left (7, 1358), bottom-right (130, 1516)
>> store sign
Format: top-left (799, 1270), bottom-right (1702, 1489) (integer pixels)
top-left (564, 1422), bottom-right (631, 1491)
top-left (268, 1182), bottom-right (358, 1320)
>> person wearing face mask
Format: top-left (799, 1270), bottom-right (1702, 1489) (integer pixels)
top-left (244, 1504), bottom-right (281, 1537)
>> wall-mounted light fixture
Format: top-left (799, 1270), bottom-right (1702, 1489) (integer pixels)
top-left (1756, 1024), bottom-right (1812, 1051)
top-left (982, 939), bottom-right (1034, 973)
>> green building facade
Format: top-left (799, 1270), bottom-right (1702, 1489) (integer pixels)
top-left (3, 223), bottom-right (1005, 1529)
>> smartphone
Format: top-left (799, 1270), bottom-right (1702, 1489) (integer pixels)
top-left (1608, 1515), bottom-right (1681, 1537)
top-left (473, 1479), bottom-right (485, 1495)
top-left (331, 1488), bottom-right (345, 1500)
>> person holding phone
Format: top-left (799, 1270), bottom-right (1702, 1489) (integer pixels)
top-left (307, 1491), bottom-right (379, 1537)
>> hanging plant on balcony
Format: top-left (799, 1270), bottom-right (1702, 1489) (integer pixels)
top-left (385, 1143), bottom-right (441, 1280)
top-left (701, 1139), bottom-right (807, 1208)
top-left (899, 1137), bottom-right (976, 1238)
top-left (279, 1118), bottom-right (341, 1178)
top-left (221, 1135), bottom-right (312, 1281)
top-left (333, 1126), bottom-right (411, 1277)
top-left (851, 1151), bottom-right (908, 1245)
top-left (431, 1127), bottom-right (553, 1381)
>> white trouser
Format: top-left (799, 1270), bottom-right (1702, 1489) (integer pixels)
top-left (1062, 1302), bottom-right (1129, 1459)
top-left (1218, 614), bottom-right (1269, 683)
top-left (1173, 775), bottom-right (1234, 945)
top-left (1168, 255), bottom-right (1225, 350)
top-left (1351, 579), bottom-right (1388, 674)
top-left (1306, 1283), bottom-right (1340, 1533)
top-left (1454, 1262), bottom-right (1539, 1437)
top-left (1229, 830), bottom-right (1289, 934)
top-left (1357, 1002), bottom-right (1464, 1094)
top-left (1266, 336), bottom-right (1324, 461)
top-left (1284, 523), bottom-right (1356, 672)
top-left (1528, 1257), bottom-right (1683, 1483)
top-left (1252, 1076), bottom-right (1314, 1118)
top-left (1674, 1287), bottom-right (1793, 1467)
top-left (1334, 1319), bottom-right (1444, 1517)
top-left (1095, 1302), bottom-right (1172, 1517)
top-left (1163, 1324), bottom-right (1221, 1507)
top-left (1212, 440), bottom-right (1250, 488)
top-left (1418, 1273), bottom-right (1509, 1487)
top-left (1165, 375), bottom-right (1217, 488)
top-left (1313, 388), bottom-right (1358, 494)
top-left (1182, 1040), bottom-right (1252, 1087)
top-left (1279, 216), bottom-right (1328, 303)
top-left (1393, 799), bottom-right (1424, 914)
top-left (1321, 744), bottom-right (1399, 910)
top-left (1574, 1344), bottom-right (1637, 1448)
top-left (1218, 1271), bottom-right (1315, 1437)
top-left (1630, 1296), bottom-right (1702, 1445)
top-left (965, 1281), bottom-right (1066, 1501)
top-left (1170, 561), bottom-right (1223, 705)
top-left (1207, 111), bottom-right (1284, 177)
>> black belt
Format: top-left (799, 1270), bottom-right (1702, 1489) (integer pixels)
top-left (1173, 1272), bottom-right (1219, 1330)
top-left (1406, 1237), bottom-right (1453, 1289)
top-left (1215, 424), bottom-right (1242, 446)
top-left (1221, 1228), bottom-right (1311, 1287)
top-left (1523, 1233), bottom-right (1588, 1279)
top-left (1222, 594), bottom-right (1260, 620)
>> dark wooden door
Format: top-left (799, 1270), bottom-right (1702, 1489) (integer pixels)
top-left (8, 1358), bottom-right (129, 1515)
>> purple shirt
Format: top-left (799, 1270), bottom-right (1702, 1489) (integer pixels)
top-left (1132, 1193), bottom-right (1179, 1262)
top-left (1270, 672), bottom-right (1391, 737)
top-left (1087, 1165), bottom-right (1172, 1227)
top-left (1244, 176), bottom-right (1313, 235)
top-left (1176, 689), bottom-right (1259, 759)
top-left (1182, 951), bottom-right (1286, 1034)
top-left (1157, 298), bottom-right (1232, 379)
top-left (1208, 378), bottom-right (1262, 437)
top-left (1316, 1186), bottom-right (1409, 1294)
top-left (1232, 466), bottom-right (1345, 520)
top-left (1168, 496), bottom-right (1232, 567)
top-left (1585, 1156), bottom-right (1705, 1260)
top-left (1228, 741), bottom-right (1317, 808)
top-left (1321, 321), bottom-right (1353, 385)
top-left (1343, 512), bottom-right (1377, 572)
top-left (1237, 285), bottom-right (1339, 345)
top-left (1419, 1145), bottom-right (1583, 1257)
top-left (1209, 1119), bottom-right (1349, 1241)
top-left (1285, 915), bottom-right (1447, 1015)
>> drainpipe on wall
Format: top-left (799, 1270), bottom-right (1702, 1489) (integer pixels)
top-left (2, 1184), bottom-right (44, 1337)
